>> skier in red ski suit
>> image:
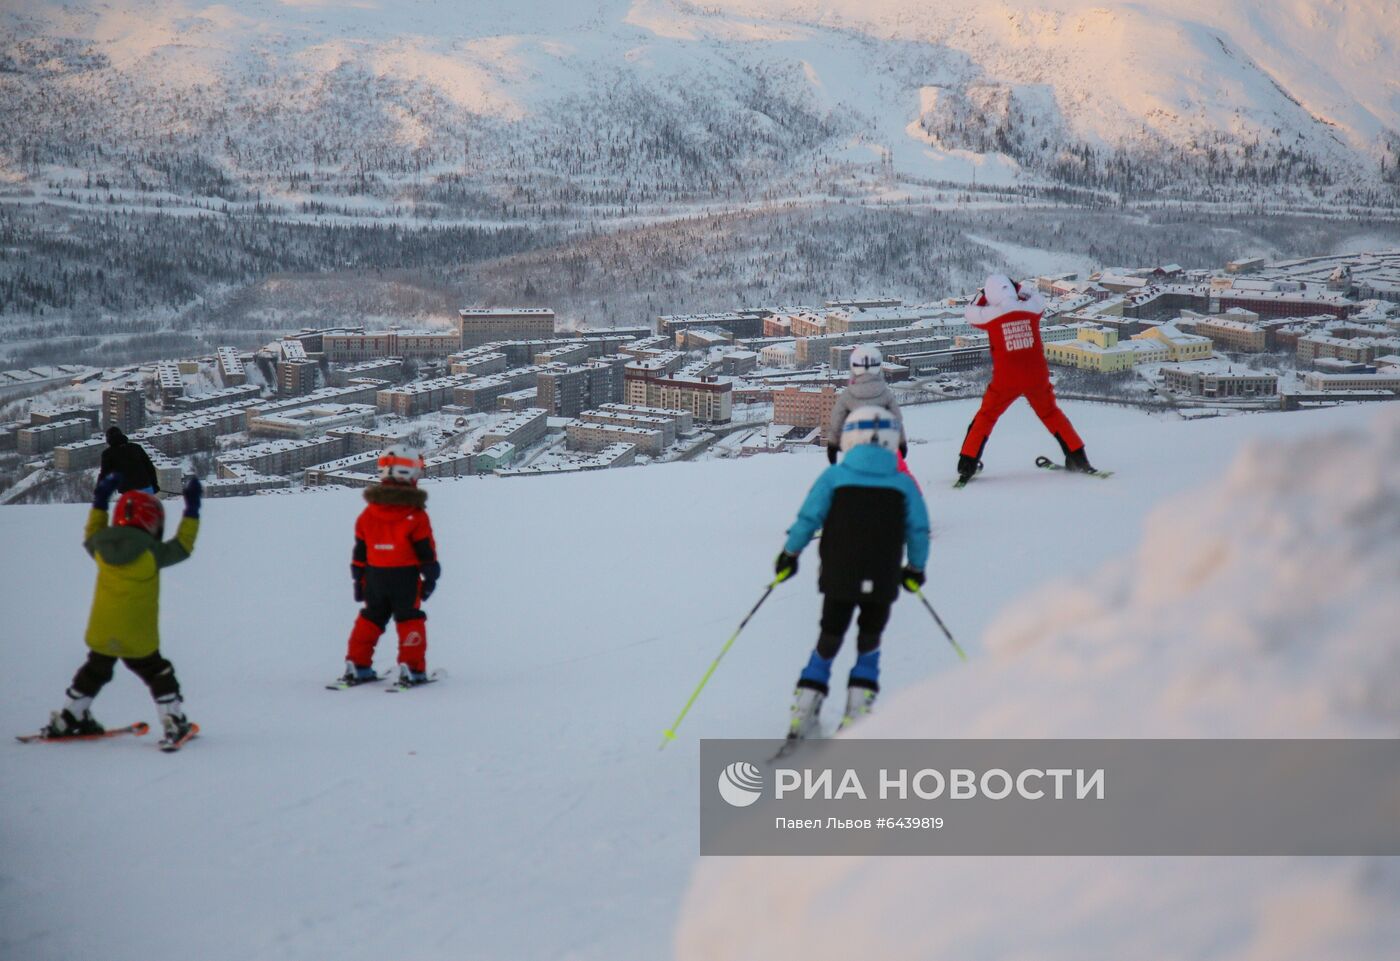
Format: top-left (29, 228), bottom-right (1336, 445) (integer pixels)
top-left (338, 445), bottom-right (440, 687)
top-left (957, 274), bottom-right (1094, 482)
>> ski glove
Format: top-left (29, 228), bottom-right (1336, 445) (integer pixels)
top-left (901, 566), bottom-right (925, 593)
top-left (419, 561), bottom-right (441, 602)
top-left (93, 472), bottom-right (122, 510)
top-left (774, 551), bottom-right (799, 583)
top-left (826, 445), bottom-right (839, 465)
top-left (181, 475), bottom-right (202, 518)
top-left (352, 566), bottom-right (366, 603)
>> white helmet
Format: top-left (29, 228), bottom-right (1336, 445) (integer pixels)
top-left (840, 405), bottom-right (901, 453)
top-left (377, 445), bottom-right (424, 485)
top-left (849, 344), bottom-right (883, 376)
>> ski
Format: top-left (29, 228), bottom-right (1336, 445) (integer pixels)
top-left (952, 460), bottom-right (983, 489)
top-left (769, 730), bottom-right (828, 763)
top-left (384, 669), bottom-right (445, 692)
top-left (16, 721), bottom-right (150, 744)
top-left (158, 723), bottom-right (199, 753)
top-left (1034, 455), bottom-right (1113, 479)
top-left (325, 670), bottom-right (392, 691)
top-left (769, 734), bottom-right (808, 763)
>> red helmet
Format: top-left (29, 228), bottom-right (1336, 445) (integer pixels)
top-left (113, 490), bottom-right (164, 538)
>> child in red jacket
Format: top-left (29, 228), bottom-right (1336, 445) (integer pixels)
top-left (338, 446), bottom-right (440, 687)
top-left (957, 274), bottom-right (1094, 483)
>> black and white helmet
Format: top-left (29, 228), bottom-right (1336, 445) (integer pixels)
top-left (849, 344), bottom-right (883, 376)
top-left (377, 445), bottom-right (424, 485)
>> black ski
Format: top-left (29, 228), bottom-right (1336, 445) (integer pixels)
top-left (385, 669), bottom-right (445, 692)
top-left (326, 670), bottom-right (392, 691)
top-left (1034, 455), bottom-right (1113, 479)
top-left (769, 734), bottom-right (806, 763)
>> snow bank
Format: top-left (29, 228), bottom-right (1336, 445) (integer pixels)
top-left (677, 407), bottom-right (1400, 961)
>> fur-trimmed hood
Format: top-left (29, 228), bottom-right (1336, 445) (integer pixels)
top-left (365, 483), bottom-right (427, 509)
top-left (966, 274), bottom-right (1045, 328)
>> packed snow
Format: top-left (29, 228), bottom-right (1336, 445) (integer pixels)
top-left (678, 404), bottom-right (1400, 960)
top-left (0, 398), bottom-right (1393, 960)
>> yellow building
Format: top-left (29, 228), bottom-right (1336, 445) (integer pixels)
top-left (1131, 324), bottom-right (1213, 362)
top-left (1043, 326), bottom-right (1137, 372)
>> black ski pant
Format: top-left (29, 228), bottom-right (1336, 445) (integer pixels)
top-left (359, 567), bottom-right (426, 629)
top-left (816, 597), bottom-right (892, 659)
top-left (70, 650), bottom-right (180, 701)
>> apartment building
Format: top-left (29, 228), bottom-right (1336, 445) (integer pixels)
top-left (1161, 367), bottom-right (1279, 397)
top-left (773, 385), bottom-right (839, 441)
top-left (129, 417), bottom-right (218, 457)
top-left (452, 368), bottom-right (547, 412)
top-left (215, 347), bottom-right (247, 387)
top-left (656, 310), bottom-right (767, 340)
top-left (103, 385), bottom-right (146, 433)
top-left (623, 370), bottom-right (733, 423)
top-left (250, 403), bottom-right (377, 440)
top-left (166, 384), bottom-right (263, 413)
top-left (535, 366), bottom-right (589, 417)
top-left (577, 409), bottom-right (677, 447)
top-left (477, 408), bottom-right (549, 452)
top-left (216, 435), bottom-right (348, 478)
top-left (375, 376), bottom-right (469, 417)
top-left (456, 308), bottom-right (556, 347)
top-left (566, 420), bottom-right (665, 456)
top-left (1302, 371), bottom-right (1400, 392)
top-left (328, 358), bottom-right (405, 387)
top-left (156, 362), bottom-right (184, 403)
top-left (277, 357), bottom-right (320, 397)
top-left (1131, 324), bottom-right (1214, 362)
top-left (596, 403), bottom-right (693, 435)
top-left (17, 418), bottom-right (93, 455)
top-left (1296, 335), bottom-right (1375, 365)
top-left (1185, 315), bottom-right (1268, 352)
top-left (28, 406), bottom-right (100, 429)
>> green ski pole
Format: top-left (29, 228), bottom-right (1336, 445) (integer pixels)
top-left (660, 578), bottom-right (781, 749)
top-left (914, 588), bottom-right (967, 662)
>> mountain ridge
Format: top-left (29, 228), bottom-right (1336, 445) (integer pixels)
top-left (3, 0), bottom-right (1397, 208)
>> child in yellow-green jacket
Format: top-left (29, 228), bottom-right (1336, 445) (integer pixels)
top-left (41, 472), bottom-right (202, 743)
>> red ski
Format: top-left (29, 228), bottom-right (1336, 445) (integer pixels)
top-left (16, 721), bottom-right (150, 744)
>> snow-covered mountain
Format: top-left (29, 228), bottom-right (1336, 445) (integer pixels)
top-left (3, 399), bottom-right (1394, 960)
top-left (2, 0), bottom-right (1397, 211)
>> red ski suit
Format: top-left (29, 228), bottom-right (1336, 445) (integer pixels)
top-left (345, 483), bottom-right (438, 673)
top-left (960, 276), bottom-right (1083, 460)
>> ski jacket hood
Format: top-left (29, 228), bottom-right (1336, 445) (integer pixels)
top-left (365, 483), bottom-right (427, 509)
top-left (966, 274), bottom-right (1045, 328)
top-left (847, 371), bottom-right (889, 395)
top-left (840, 443), bottom-right (899, 475)
top-left (90, 524), bottom-right (157, 566)
top-left (354, 485), bottom-right (437, 570)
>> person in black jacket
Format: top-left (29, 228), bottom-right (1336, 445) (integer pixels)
top-left (100, 427), bottom-right (159, 493)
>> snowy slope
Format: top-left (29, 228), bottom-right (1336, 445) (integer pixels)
top-left (0, 399), bottom-right (1390, 961)
top-left (678, 404), bottom-right (1400, 961)
top-left (2, 0), bottom-right (1396, 202)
